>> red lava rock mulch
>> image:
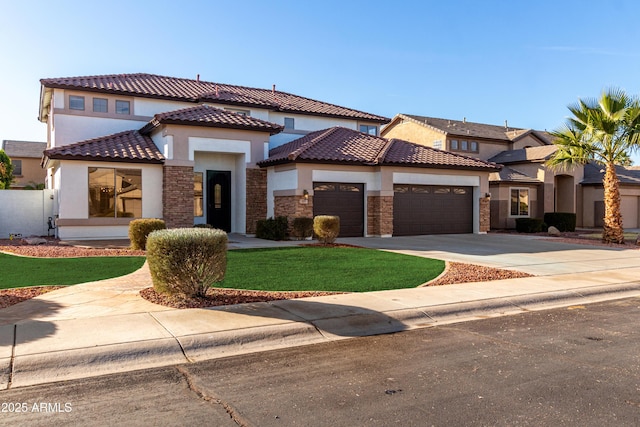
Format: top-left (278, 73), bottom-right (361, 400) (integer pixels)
top-left (0, 286), bottom-right (66, 309)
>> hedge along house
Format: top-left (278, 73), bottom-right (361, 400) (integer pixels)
top-left (258, 127), bottom-right (501, 237)
top-left (38, 73), bottom-right (389, 240)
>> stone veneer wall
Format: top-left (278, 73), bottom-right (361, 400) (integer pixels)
top-left (274, 195), bottom-right (313, 233)
top-left (480, 196), bottom-right (490, 232)
top-left (246, 168), bottom-right (267, 234)
top-left (163, 165), bottom-right (194, 229)
top-left (367, 196), bottom-right (393, 236)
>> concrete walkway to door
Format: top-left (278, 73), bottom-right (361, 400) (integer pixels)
top-left (338, 233), bottom-right (640, 276)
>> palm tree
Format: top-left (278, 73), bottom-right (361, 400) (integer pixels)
top-left (547, 88), bottom-right (640, 244)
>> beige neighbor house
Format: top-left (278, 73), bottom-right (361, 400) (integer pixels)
top-left (37, 73), bottom-right (502, 240)
top-left (0, 140), bottom-right (47, 189)
top-left (382, 114), bottom-right (587, 229)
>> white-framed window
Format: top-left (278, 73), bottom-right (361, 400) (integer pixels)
top-left (12, 159), bottom-right (22, 176)
top-left (510, 188), bottom-right (529, 217)
top-left (359, 125), bottom-right (378, 136)
top-left (69, 95), bottom-right (85, 110)
top-left (432, 140), bottom-right (443, 149)
top-left (284, 117), bottom-right (295, 129)
top-left (115, 100), bottom-right (131, 115)
top-left (93, 98), bottom-right (108, 113)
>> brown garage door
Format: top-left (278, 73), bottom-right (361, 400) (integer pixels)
top-left (313, 182), bottom-right (364, 237)
top-left (393, 184), bottom-right (473, 235)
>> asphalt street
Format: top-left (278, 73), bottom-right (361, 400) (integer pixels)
top-left (1, 297), bottom-right (639, 426)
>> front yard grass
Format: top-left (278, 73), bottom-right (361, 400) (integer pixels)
top-left (221, 246), bottom-right (445, 292)
top-left (0, 253), bottom-right (146, 289)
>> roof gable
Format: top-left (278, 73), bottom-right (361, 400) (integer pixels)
top-left (489, 145), bottom-right (558, 164)
top-left (140, 105), bottom-right (283, 135)
top-left (260, 127), bottom-right (500, 171)
top-left (1, 140), bottom-right (47, 158)
top-left (43, 130), bottom-right (164, 164)
top-left (40, 73), bottom-right (390, 123)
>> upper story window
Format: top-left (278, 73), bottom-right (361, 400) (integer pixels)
top-left (115, 100), bottom-right (131, 115)
top-left (93, 98), bottom-right (108, 113)
top-left (69, 95), bottom-right (85, 110)
top-left (12, 160), bottom-right (22, 176)
top-left (284, 117), bottom-right (295, 130)
top-left (450, 139), bottom-right (479, 153)
top-left (359, 125), bottom-right (378, 136)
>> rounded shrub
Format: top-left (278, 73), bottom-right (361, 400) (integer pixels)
top-left (128, 218), bottom-right (166, 250)
top-left (292, 217), bottom-right (314, 240)
top-left (146, 228), bottom-right (228, 298)
top-left (313, 215), bottom-right (340, 244)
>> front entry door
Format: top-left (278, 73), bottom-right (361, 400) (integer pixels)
top-left (207, 171), bottom-right (231, 232)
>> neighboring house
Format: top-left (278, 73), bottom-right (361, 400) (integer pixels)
top-left (581, 163), bottom-right (640, 229)
top-left (0, 140), bottom-right (47, 189)
top-left (37, 73), bottom-right (502, 240)
top-left (382, 114), bottom-right (584, 229)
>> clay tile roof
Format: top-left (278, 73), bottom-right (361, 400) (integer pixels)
top-left (259, 127), bottom-right (501, 171)
top-left (140, 105), bottom-right (283, 135)
top-left (1, 140), bottom-right (47, 158)
top-left (381, 139), bottom-right (501, 170)
top-left (40, 73), bottom-right (390, 123)
top-left (43, 130), bottom-right (164, 164)
top-left (489, 145), bottom-right (558, 164)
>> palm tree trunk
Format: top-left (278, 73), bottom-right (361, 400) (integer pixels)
top-left (602, 163), bottom-right (625, 244)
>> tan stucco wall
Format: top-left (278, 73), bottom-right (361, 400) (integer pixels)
top-left (489, 183), bottom-right (540, 229)
top-left (511, 134), bottom-right (546, 150)
top-left (381, 121), bottom-right (444, 147)
top-left (11, 157), bottom-right (46, 188)
top-left (582, 185), bottom-right (640, 228)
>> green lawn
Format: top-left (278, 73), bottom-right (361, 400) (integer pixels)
top-left (220, 246), bottom-right (445, 292)
top-left (0, 253), bottom-right (146, 289)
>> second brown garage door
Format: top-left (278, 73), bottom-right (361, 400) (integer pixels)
top-left (393, 184), bottom-right (473, 235)
top-left (313, 182), bottom-right (364, 237)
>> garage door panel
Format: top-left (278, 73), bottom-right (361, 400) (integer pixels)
top-left (393, 185), bottom-right (472, 236)
top-left (313, 182), bottom-right (364, 237)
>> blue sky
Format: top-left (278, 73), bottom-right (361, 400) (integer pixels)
top-left (2, 0), bottom-right (640, 163)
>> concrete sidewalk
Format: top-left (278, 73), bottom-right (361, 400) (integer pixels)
top-left (1, 234), bottom-right (639, 389)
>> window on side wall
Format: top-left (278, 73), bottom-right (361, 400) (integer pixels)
top-left (88, 168), bottom-right (142, 218)
top-left (450, 139), bottom-right (458, 150)
top-left (93, 98), bottom-right (108, 113)
top-left (13, 160), bottom-right (22, 176)
top-left (194, 172), bottom-right (203, 217)
top-left (69, 95), bottom-right (85, 110)
top-left (510, 188), bottom-right (529, 217)
top-left (284, 117), bottom-right (295, 130)
top-left (359, 125), bottom-right (378, 136)
top-left (115, 100), bottom-right (131, 115)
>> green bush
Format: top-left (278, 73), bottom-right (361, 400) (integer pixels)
top-left (128, 219), bottom-right (166, 250)
top-left (314, 215), bottom-right (340, 244)
top-left (256, 216), bottom-right (288, 240)
top-left (515, 218), bottom-right (547, 233)
top-left (292, 217), bottom-right (314, 240)
top-left (544, 212), bottom-right (576, 232)
top-left (146, 228), bottom-right (228, 298)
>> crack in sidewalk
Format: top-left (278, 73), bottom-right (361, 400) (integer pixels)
top-left (176, 365), bottom-right (255, 427)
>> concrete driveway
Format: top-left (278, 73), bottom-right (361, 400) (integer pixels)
top-left (339, 233), bottom-right (640, 276)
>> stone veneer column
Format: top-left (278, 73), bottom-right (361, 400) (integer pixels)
top-left (367, 195), bottom-right (394, 236)
top-left (274, 195), bottom-right (313, 233)
top-left (163, 165), bottom-right (194, 229)
top-left (246, 168), bottom-right (267, 234)
top-left (479, 196), bottom-right (491, 232)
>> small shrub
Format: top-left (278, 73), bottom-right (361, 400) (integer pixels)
top-left (256, 216), bottom-right (288, 240)
top-left (146, 228), bottom-right (228, 298)
top-left (193, 223), bottom-right (214, 229)
top-left (128, 218), bottom-right (166, 250)
top-left (515, 218), bottom-right (546, 233)
top-left (314, 215), bottom-right (340, 244)
top-left (292, 217), bottom-right (314, 240)
top-left (544, 212), bottom-right (576, 232)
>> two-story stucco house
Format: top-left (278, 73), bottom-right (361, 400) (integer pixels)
top-left (382, 114), bottom-right (586, 229)
top-left (38, 74), bottom-right (501, 240)
top-left (0, 140), bottom-right (47, 189)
